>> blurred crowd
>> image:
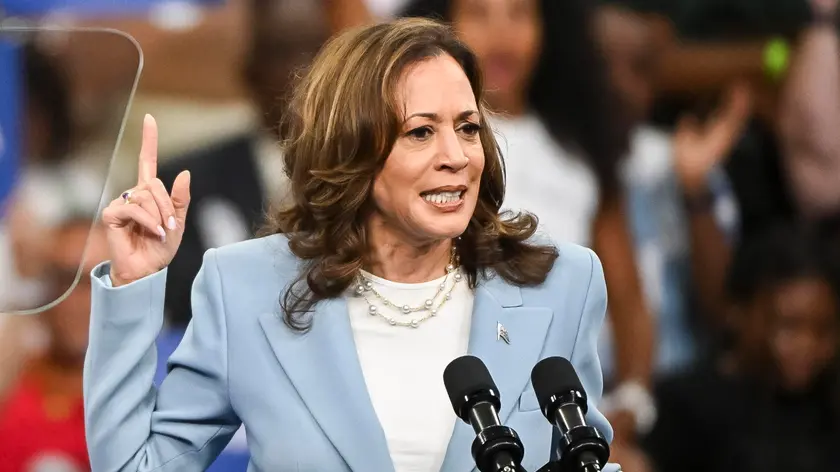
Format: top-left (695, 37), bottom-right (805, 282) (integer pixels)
top-left (1, 0), bottom-right (840, 471)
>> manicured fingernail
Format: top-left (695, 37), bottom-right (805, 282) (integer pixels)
top-left (167, 216), bottom-right (176, 230)
top-left (157, 225), bottom-right (166, 242)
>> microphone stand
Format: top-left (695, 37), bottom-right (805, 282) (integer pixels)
top-left (485, 450), bottom-right (529, 472)
top-left (536, 461), bottom-right (602, 472)
top-left (491, 461), bottom-right (528, 472)
top-left (536, 417), bottom-right (609, 472)
top-left (536, 445), bottom-right (605, 472)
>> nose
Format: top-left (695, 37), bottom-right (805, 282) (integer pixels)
top-left (435, 128), bottom-right (470, 172)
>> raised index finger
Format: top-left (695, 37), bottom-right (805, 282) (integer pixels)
top-left (138, 114), bottom-right (158, 185)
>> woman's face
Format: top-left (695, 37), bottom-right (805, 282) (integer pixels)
top-left (768, 278), bottom-right (838, 391)
top-left (451, 0), bottom-right (542, 110)
top-left (742, 278), bottom-right (839, 392)
top-left (370, 54), bottom-right (485, 245)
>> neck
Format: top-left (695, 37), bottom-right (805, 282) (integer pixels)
top-left (365, 220), bottom-right (453, 284)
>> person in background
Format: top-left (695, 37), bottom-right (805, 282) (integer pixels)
top-left (0, 42), bottom-right (84, 420)
top-left (0, 218), bottom-right (107, 472)
top-left (643, 0), bottom-right (791, 125)
top-left (779, 0), bottom-right (840, 219)
top-left (657, 0), bottom-right (808, 242)
top-left (595, 5), bottom-right (752, 372)
top-left (644, 224), bottom-right (840, 472)
top-left (158, 0), bottom-right (329, 327)
top-left (399, 0), bottom-right (654, 460)
top-left (4, 36), bottom-right (111, 294)
top-left (1, 40), bottom-right (77, 311)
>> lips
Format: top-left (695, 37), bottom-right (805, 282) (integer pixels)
top-left (420, 185), bottom-right (468, 195)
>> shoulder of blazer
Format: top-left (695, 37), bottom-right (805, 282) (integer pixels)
top-left (552, 242), bottom-right (600, 285)
top-left (517, 242), bottom-right (602, 309)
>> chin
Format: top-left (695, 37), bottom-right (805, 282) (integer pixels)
top-left (417, 204), bottom-right (474, 237)
top-left (423, 219), bottom-right (470, 241)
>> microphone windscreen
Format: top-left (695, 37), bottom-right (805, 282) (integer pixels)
top-left (443, 355), bottom-right (498, 418)
top-left (530, 357), bottom-right (587, 412)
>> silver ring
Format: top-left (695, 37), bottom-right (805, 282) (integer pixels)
top-left (121, 190), bottom-right (133, 204)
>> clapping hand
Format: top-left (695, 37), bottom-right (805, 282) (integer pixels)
top-left (674, 82), bottom-right (753, 195)
top-left (102, 115), bottom-right (191, 287)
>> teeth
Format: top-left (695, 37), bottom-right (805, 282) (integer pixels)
top-left (423, 191), bottom-right (463, 204)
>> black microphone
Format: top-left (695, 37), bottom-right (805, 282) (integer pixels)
top-left (531, 357), bottom-right (610, 472)
top-left (443, 355), bottom-right (526, 472)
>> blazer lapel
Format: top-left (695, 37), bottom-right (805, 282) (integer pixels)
top-left (258, 298), bottom-right (395, 472)
top-left (440, 275), bottom-right (553, 472)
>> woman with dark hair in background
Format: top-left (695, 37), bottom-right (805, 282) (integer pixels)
top-left (645, 224), bottom-right (840, 472)
top-left (399, 0), bottom-right (655, 461)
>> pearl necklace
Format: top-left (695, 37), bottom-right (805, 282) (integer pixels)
top-left (354, 249), bottom-right (462, 328)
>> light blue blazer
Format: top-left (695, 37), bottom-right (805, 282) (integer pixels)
top-left (84, 234), bottom-right (621, 472)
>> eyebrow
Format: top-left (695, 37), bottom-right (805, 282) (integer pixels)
top-left (404, 110), bottom-right (479, 122)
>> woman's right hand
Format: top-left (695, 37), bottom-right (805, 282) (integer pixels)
top-left (673, 82), bottom-right (753, 195)
top-left (102, 115), bottom-right (191, 287)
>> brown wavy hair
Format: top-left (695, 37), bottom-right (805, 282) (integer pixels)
top-left (263, 18), bottom-right (558, 330)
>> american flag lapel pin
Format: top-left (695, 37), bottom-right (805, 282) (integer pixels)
top-left (497, 322), bottom-right (510, 345)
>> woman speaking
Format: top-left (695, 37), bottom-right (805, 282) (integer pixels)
top-left (85, 18), bottom-right (618, 472)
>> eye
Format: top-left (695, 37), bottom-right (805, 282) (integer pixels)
top-left (406, 126), bottom-right (433, 141)
top-left (458, 122), bottom-right (482, 137)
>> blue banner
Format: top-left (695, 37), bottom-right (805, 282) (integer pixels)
top-left (0, 39), bottom-right (21, 220)
top-left (1, 0), bottom-right (223, 16)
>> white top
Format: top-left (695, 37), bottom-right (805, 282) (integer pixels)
top-left (493, 114), bottom-right (600, 246)
top-left (620, 126), bottom-right (681, 315)
top-left (346, 269), bottom-right (475, 472)
top-left (363, 0), bottom-right (411, 18)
